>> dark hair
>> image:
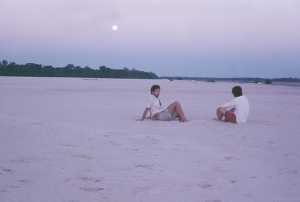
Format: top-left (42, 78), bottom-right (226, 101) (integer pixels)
top-left (232, 86), bottom-right (243, 97)
top-left (151, 85), bottom-right (160, 94)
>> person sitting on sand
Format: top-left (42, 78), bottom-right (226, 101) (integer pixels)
top-left (136, 85), bottom-right (189, 122)
top-left (214, 86), bottom-right (250, 124)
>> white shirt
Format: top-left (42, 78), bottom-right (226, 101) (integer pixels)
top-left (221, 95), bottom-right (250, 124)
top-left (146, 95), bottom-right (164, 118)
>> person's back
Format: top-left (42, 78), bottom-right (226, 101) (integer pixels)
top-left (214, 86), bottom-right (250, 124)
top-left (233, 95), bottom-right (250, 123)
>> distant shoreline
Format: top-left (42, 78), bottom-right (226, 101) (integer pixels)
top-left (159, 76), bottom-right (300, 87)
top-left (215, 80), bottom-right (300, 87)
top-left (158, 77), bottom-right (300, 87)
top-left (1, 75), bottom-right (300, 87)
top-left (159, 77), bottom-right (300, 82)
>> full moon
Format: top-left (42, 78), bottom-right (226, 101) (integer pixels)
top-left (112, 25), bottom-right (118, 31)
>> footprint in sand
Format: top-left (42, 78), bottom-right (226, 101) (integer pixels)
top-left (144, 137), bottom-right (159, 144)
top-left (16, 179), bottom-right (32, 187)
top-left (126, 149), bottom-right (139, 151)
top-left (19, 179), bottom-right (29, 184)
top-left (182, 184), bottom-right (194, 190)
top-left (197, 183), bottom-right (212, 189)
top-left (286, 169), bottom-right (299, 174)
top-left (79, 187), bottom-right (104, 192)
top-left (214, 167), bottom-right (228, 173)
top-left (110, 141), bottom-right (122, 146)
top-left (135, 165), bottom-right (156, 170)
top-left (60, 144), bottom-right (79, 147)
top-left (131, 185), bottom-right (150, 195)
top-left (241, 191), bottom-right (252, 197)
top-left (224, 156), bottom-right (234, 161)
top-left (229, 179), bottom-right (238, 183)
top-left (146, 186), bottom-right (169, 194)
top-left (72, 155), bottom-right (94, 159)
top-left (10, 156), bottom-right (41, 164)
top-left (77, 176), bottom-right (103, 183)
top-left (27, 122), bottom-right (42, 125)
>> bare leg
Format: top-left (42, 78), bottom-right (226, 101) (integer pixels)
top-left (167, 101), bottom-right (189, 122)
top-left (172, 109), bottom-right (183, 122)
top-left (213, 107), bottom-right (227, 122)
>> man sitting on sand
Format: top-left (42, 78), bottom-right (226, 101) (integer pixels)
top-left (214, 86), bottom-right (250, 124)
top-left (136, 85), bottom-right (189, 122)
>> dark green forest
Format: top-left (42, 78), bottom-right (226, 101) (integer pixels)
top-left (0, 60), bottom-right (158, 79)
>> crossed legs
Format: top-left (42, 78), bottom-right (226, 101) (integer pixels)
top-left (166, 101), bottom-right (189, 122)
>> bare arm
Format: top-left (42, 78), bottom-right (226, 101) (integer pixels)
top-left (136, 107), bottom-right (150, 121)
top-left (221, 99), bottom-right (237, 110)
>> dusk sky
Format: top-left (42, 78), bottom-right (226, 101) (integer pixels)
top-left (1, 0), bottom-right (300, 78)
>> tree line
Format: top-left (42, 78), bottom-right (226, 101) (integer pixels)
top-left (0, 60), bottom-right (158, 79)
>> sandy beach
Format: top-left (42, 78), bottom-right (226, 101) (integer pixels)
top-left (0, 76), bottom-right (299, 202)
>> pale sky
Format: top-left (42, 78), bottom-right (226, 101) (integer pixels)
top-left (1, 0), bottom-right (300, 78)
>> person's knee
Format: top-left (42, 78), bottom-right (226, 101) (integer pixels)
top-left (217, 107), bottom-right (225, 113)
top-left (174, 101), bottom-right (180, 105)
top-left (220, 108), bottom-right (227, 115)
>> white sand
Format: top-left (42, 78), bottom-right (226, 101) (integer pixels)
top-left (0, 77), bottom-right (299, 202)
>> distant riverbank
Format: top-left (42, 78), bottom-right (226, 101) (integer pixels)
top-left (215, 80), bottom-right (300, 87)
top-left (271, 82), bottom-right (300, 87)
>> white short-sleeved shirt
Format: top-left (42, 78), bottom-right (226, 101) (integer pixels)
top-left (146, 95), bottom-right (164, 118)
top-left (221, 95), bottom-right (250, 124)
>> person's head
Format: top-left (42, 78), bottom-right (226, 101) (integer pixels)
top-left (151, 85), bottom-right (160, 97)
top-left (232, 86), bottom-right (243, 97)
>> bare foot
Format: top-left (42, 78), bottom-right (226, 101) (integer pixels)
top-left (179, 118), bottom-right (189, 122)
top-left (213, 118), bottom-right (224, 122)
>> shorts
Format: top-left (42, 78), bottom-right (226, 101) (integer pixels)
top-left (225, 111), bottom-right (237, 123)
top-left (152, 109), bottom-right (177, 121)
